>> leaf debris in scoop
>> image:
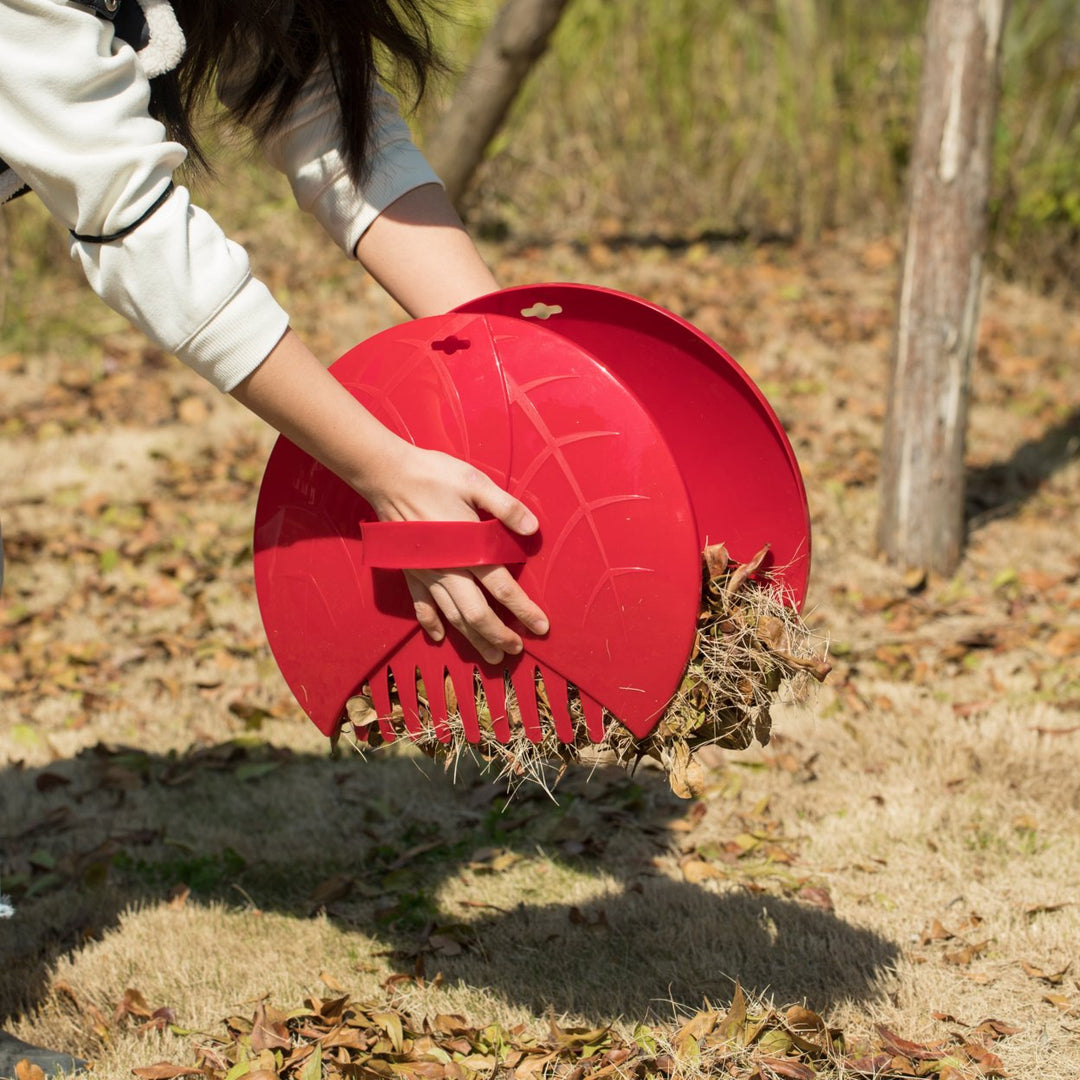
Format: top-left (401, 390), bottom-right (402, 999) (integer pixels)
top-left (347, 544), bottom-right (831, 798)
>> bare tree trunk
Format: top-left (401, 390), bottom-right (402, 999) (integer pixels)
top-left (424, 0), bottom-right (573, 206)
top-left (877, 0), bottom-right (1010, 574)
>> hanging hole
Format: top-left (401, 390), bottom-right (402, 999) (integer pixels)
top-left (431, 335), bottom-right (470, 355)
top-left (521, 302), bottom-right (563, 320)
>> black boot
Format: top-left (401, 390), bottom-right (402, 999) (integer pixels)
top-left (0, 1031), bottom-right (86, 1079)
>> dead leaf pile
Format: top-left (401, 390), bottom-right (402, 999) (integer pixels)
top-left (126, 985), bottom-right (1020, 1080)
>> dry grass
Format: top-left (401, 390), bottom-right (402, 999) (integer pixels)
top-left (420, 0), bottom-right (1080, 286)
top-left (3, 188), bottom-right (1080, 1078)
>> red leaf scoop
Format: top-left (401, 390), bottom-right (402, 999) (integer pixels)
top-left (253, 285), bottom-right (810, 744)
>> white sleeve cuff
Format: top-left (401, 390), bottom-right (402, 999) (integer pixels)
top-left (74, 185), bottom-right (292, 393)
top-left (175, 274), bottom-right (291, 392)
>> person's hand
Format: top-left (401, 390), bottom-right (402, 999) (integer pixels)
top-left (365, 443), bottom-right (549, 665)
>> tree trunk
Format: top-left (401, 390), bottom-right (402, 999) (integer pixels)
top-left (424, 0), bottom-right (573, 207)
top-left (876, 0), bottom-right (1010, 574)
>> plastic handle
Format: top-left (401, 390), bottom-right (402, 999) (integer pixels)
top-left (358, 518), bottom-right (536, 568)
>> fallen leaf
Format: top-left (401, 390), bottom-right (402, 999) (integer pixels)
top-left (874, 1025), bottom-right (949, 1061)
top-left (1023, 901), bottom-right (1071, 916)
top-left (116, 987), bottom-right (156, 1022)
top-left (567, 907), bottom-right (608, 930)
top-left (307, 874), bottom-right (352, 911)
top-left (944, 940), bottom-right (990, 966)
top-left (973, 1019), bottom-right (1024, 1040)
top-left (251, 1001), bottom-right (291, 1052)
top-left (1045, 628), bottom-right (1080, 658)
top-left (34, 771), bottom-right (71, 793)
top-left (1041, 992), bottom-right (1076, 1013)
top-left (755, 1055), bottom-right (816, 1079)
top-left (680, 858), bottom-right (722, 885)
top-left (14, 1062), bottom-right (46, 1080)
top-left (703, 543), bottom-right (729, 580)
top-left (797, 885), bottom-right (834, 912)
top-left (921, 918), bottom-right (954, 944)
top-left (131, 1066), bottom-right (203, 1080)
top-left (841, 1053), bottom-right (894, 1076)
top-left (1020, 959), bottom-right (1070, 984)
top-left (466, 847), bottom-right (523, 873)
top-left (960, 1042), bottom-right (1006, 1076)
top-left (176, 396), bottom-right (210, 425)
top-left (426, 934), bottom-right (462, 956)
top-left (715, 983), bottom-right (748, 1045)
top-left (167, 885), bottom-right (190, 911)
top-left (668, 741), bottom-right (705, 800)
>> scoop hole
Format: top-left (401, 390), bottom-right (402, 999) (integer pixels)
top-left (431, 335), bottom-right (470, 355)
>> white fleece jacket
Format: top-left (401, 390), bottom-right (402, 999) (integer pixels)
top-left (0, 0), bottom-right (441, 391)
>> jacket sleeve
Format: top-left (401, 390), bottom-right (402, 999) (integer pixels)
top-left (0, 0), bottom-right (289, 392)
top-left (219, 60), bottom-right (444, 258)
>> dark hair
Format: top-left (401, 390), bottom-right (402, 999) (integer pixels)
top-left (152, 0), bottom-right (443, 183)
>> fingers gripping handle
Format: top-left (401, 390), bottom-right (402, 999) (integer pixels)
top-left (358, 518), bottom-right (538, 569)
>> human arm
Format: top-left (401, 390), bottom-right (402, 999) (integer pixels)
top-left (0, 0), bottom-right (290, 388)
top-left (244, 71), bottom-right (549, 657)
top-left (219, 60), bottom-right (501, 314)
top-left (353, 182), bottom-right (498, 316)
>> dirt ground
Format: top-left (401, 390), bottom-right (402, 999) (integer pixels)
top-left (2, 216), bottom-right (1080, 1079)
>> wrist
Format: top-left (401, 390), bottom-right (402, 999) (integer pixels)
top-left (341, 428), bottom-right (414, 511)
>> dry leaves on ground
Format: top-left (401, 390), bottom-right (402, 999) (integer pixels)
top-left (122, 987), bottom-right (1019, 1080)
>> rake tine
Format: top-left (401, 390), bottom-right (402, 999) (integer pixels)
top-left (454, 670), bottom-right (482, 743)
top-left (368, 669), bottom-right (398, 743)
top-left (478, 669), bottom-right (510, 743)
top-left (419, 661), bottom-right (451, 743)
top-left (510, 665), bottom-right (544, 743)
top-left (579, 690), bottom-right (606, 743)
top-left (392, 664), bottom-right (424, 738)
top-left (537, 664), bottom-right (575, 743)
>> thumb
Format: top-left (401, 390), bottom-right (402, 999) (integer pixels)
top-left (471, 475), bottom-right (539, 536)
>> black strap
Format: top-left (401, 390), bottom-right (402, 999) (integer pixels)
top-left (68, 0), bottom-right (121, 21)
top-left (70, 181), bottom-right (175, 243)
top-left (0, 156), bottom-right (30, 204)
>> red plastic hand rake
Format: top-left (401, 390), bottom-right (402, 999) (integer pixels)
top-left (253, 285), bottom-right (810, 745)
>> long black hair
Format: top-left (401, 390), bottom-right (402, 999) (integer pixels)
top-left (151, 0), bottom-right (443, 183)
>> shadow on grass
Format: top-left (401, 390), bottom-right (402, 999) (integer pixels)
top-left (966, 405), bottom-right (1080, 528)
top-left (1, 738), bottom-right (898, 1026)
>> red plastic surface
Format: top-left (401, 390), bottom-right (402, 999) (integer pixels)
top-left (456, 285), bottom-right (811, 603)
top-left (253, 285), bottom-right (811, 744)
top-left (254, 308), bottom-right (702, 741)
